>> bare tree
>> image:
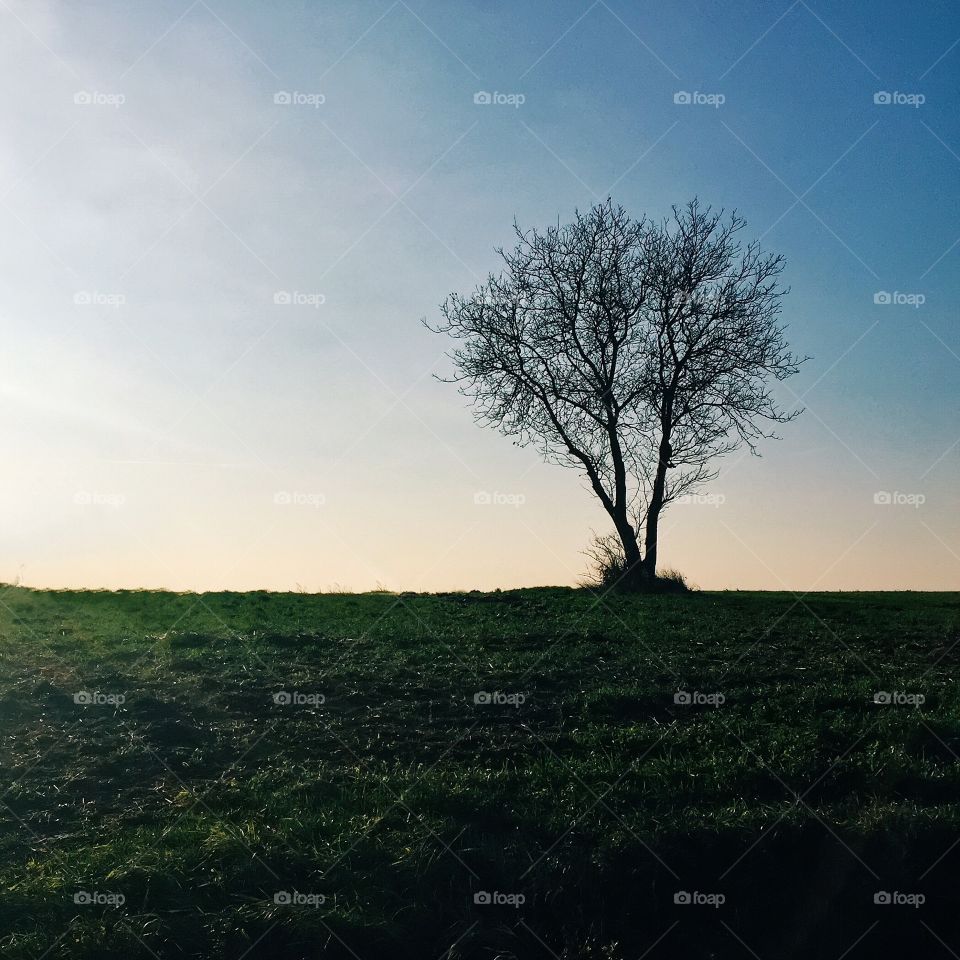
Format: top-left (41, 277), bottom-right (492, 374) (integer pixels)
top-left (429, 199), bottom-right (803, 590)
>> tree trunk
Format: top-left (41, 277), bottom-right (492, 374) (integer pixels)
top-left (641, 435), bottom-right (672, 580)
top-left (600, 508), bottom-right (647, 591)
top-left (642, 510), bottom-right (660, 579)
top-left (615, 518), bottom-right (644, 589)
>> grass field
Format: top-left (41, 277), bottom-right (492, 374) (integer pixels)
top-left (2, 586), bottom-right (960, 959)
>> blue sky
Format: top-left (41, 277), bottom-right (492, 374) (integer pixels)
top-left (0, 0), bottom-right (957, 590)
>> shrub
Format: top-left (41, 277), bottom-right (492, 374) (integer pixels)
top-left (582, 535), bottom-right (692, 593)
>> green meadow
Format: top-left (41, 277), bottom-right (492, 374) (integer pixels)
top-left (2, 587), bottom-right (959, 958)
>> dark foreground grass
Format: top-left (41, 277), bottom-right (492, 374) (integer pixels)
top-left (2, 586), bottom-right (960, 959)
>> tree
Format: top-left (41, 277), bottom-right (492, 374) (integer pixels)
top-left (429, 199), bottom-right (803, 591)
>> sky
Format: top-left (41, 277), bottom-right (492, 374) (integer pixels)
top-left (0, 0), bottom-right (957, 592)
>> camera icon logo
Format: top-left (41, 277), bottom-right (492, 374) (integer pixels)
top-left (473, 491), bottom-right (492, 505)
top-left (874, 891), bottom-right (891, 904)
top-left (273, 491), bottom-right (292, 505)
top-left (74, 891), bottom-right (92, 904)
top-left (873, 91), bottom-right (892, 104)
top-left (473, 91), bottom-right (492, 105)
top-left (674, 891), bottom-right (691, 904)
top-left (673, 91), bottom-right (692, 104)
top-left (673, 691), bottom-right (692, 705)
top-left (274, 91), bottom-right (292, 105)
top-left (273, 290), bottom-right (292, 305)
top-left (873, 691), bottom-right (891, 704)
top-left (474, 891), bottom-right (492, 904)
top-left (273, 692), bottom-right (292, 705)
top-left (873, 491), bottom-right (891, 505)
top-left (274, 891), bottom-right (292, 904)
top-left (74, 91), bottom-right (92, 105)
top-left (474, 692), bottom-right (492, 705)
top-left (873, 291), bottom-right (891, 304)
